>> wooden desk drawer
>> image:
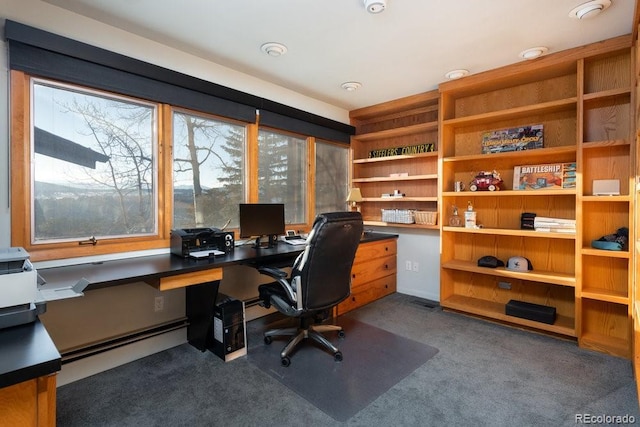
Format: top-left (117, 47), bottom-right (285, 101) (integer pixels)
top-left (338, 275), bottom-right (396, 315)
top-left (351, 255), bottom-right (396, 288)
top-left (157, 268), bottom-right (223, 291)
top-left (354, 239), bottom-right (397, 265)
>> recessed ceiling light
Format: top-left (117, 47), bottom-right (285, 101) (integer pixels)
top-left (341, 81), bottom-right (362, 91)
top-left (445, 69), bottom-right (469, 80)
top-left (261, 42), bottom-right (288, 57)
top-left (519, 46), bottom-right (548, 60)
top-left (569, 0), bottom-right (611, 19)
top-left (363, 0), bottom-right (386, 14)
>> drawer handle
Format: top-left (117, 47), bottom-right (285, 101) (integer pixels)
top-left (352, 296), bottom-right (356, 302)
top-left (384, 264), bottom-right (389, 269)
top-left (352, 273), bottom-right (356, 279)
top-left (385, 246), bottom-right (389, 251)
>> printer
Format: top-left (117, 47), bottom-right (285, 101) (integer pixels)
top-left (0, 247), bottom-right (46, 330)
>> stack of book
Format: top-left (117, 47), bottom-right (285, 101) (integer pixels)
top-left (534, 216), bottom-right (576, 233)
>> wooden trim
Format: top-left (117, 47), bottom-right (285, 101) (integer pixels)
top-left (37, 375), bottom-right (56, 427)
top-left (159, 104), bottom-right (173, 242)
top-left (156, 268), bottom-right (223, 291)
top-left (246, 123), bottom-right (259, 202)
top-left (307, 137), bottom-right (316, 225)
top-left (10, 70), bottom-right (31, 249)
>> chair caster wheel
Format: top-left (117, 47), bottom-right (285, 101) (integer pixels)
top-left (338, 330), bottom-right (345, 339)
top-left (334, 351), bottom-right (343, 362)
top-left (264, 336), bottom-right (272, 345)
top-left (281, 357), bottom-right (291, 367)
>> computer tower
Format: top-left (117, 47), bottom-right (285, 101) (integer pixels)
top-left (210, 293), bottom-right (246, 362)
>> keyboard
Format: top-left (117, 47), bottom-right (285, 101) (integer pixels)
top-left (284, 238), bottom-right (307, 246)
top-left (189, 249), bottom-right (225, 259)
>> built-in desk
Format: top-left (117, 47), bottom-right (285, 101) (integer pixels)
top-left (0, 319), bottom-right (61, 426)
top-left (36, 231), bottom-right (398, 351)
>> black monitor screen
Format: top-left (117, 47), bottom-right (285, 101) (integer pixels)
top-left (239, 203), bottom-right (285, 239)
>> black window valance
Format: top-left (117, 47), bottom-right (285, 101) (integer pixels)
top-left (4, 20), bottom-right (354, 143)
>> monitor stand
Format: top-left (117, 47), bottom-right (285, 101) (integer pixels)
top-left (252, 235), bottom-right (277, 249)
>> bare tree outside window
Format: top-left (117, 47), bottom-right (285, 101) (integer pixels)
top-left (172, 111), bottom-right (245, 230)
top-left (257, 130), bottom-right (307, 224)
top-left (315, 141), bottom-right (349, 214)
top-left (32, 80), bottom-right (157, 243)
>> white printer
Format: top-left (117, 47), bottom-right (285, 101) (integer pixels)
top-left (0, 247), bottom-right (46, 329)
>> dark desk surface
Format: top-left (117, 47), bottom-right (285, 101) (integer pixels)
top-left (0, 319), bottom-right (61, 389)
top-left (38, 231), bottom-right (398, 291)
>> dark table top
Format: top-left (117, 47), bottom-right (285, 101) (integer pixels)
top-left (0, 319), bottom-right (61, 389)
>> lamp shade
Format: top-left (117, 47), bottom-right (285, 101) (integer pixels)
top-left (346, 188), bottom-right (363, 203)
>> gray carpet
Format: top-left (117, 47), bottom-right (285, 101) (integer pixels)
top-left (56, 293), bottom-right (640, 426)
top-left (247, 316), bottom-right (439, 421)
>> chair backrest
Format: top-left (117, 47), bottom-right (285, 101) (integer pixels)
top-left (292, 211), bottom-right (363, 311)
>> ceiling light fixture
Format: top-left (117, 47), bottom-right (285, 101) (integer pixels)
top-left (363, 0), bottom-right (386, 14)
top-left (519, 46), bottom-right (548, 60)
top-left (445, 69), bottom-right (469, 80)
top-left (569, 0), bottom-right (611, 19)
top-left (341, 81), bottom-right (362, 91)
top-left (260, 42), bottom-right (288, 57)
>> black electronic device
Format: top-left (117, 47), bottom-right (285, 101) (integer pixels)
top-left (239, 203), bottom-right (285, 249)
top-left (170, 227), bottom-right (234, 257)
top-left (210, 293), bottom-right (246, 362)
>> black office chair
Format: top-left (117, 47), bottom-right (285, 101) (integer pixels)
top-left (257, 211), bottom-right (363, 366)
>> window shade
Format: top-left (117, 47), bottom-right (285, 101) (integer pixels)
top-left (4, 20), bottom-right (354, 143)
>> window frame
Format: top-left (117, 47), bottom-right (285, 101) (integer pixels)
top-left (11, 71), bottom-right (172, 261)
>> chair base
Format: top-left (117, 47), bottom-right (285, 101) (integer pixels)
top-left (264, 323), bottom-right (345, 366)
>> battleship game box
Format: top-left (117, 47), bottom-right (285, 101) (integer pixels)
top-left (513, 162), bottom-right (576, 190)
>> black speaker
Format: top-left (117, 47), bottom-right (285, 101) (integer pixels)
top-left (269, 234), bottom-right (278, 247)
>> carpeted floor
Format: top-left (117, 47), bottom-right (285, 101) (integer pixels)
top-left (56, 293), bottom-right (640, 426)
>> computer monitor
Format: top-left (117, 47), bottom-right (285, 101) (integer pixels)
top-left (239, 203), bottom-right (285, 248)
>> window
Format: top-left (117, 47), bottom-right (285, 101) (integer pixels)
top-left (31, 79), bottom-right (158, 243)
top-left (172, 110), bottom-right (246, 229)
top-left (315, 141), bottom-right (349, 214)
top-left (257, 129), bottom-right (307, 225)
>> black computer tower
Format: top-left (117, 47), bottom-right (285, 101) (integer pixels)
top-left (210, 293), bottom-right (246, 361)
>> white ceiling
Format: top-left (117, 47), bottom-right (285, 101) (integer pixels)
top-left (43, 0), bottom-right (635, 112)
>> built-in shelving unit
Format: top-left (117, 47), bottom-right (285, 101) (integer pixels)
top-left (349, 91), bottom-right (440, 229)
top-left (438, 35), bottom-right (634, 358)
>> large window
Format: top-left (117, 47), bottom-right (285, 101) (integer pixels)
top-left (315, 141), bottom-right (349, 214)
top-left (31, 79), bottom-right (157, 243)
top-left (257, 129), bottom-right (307, 225)
top-left (172, 110), bottom-right (246, 230)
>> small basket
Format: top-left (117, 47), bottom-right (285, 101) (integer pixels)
top-left (381, 209), bottom-right (415, 224)
top-left (414, 210), bottom-right (438, 225)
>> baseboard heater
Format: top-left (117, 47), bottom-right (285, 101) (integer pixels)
top-left (61, 317), bottom-right (189, 364)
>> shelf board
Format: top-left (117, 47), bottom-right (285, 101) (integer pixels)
top-left (581, 247), bottom-right (630, 258)
top-left (353, 121), bottom-right (438, 141)
top-left (352, 174), bottom-right (438, 183)
top-left (581, 290), bottom-right (629, 305)
top-left (441, 295), bottom-right (575, 337)
top-left (442, 189), bottom-right (577, 197)
top-left (353, 151), bottom-right (438, 164)
top-left (583, 87), bottom-right (632, 101)
top-left (442, 145), bottom-right (576, 163)
top-left (363, 196), bottom-right (438, 202)
top-left (442, 226), bottom-right (576, 240)
top-left (442, 259), bottom-right (575, 286)
top-left (581, 195), bottom-right (630, 202)
top-left (363, 220), bottom-right (438, 230)
top-left (582, 139), bottom-right (629, 149)
top-left (441, 97), bottom-right (577, 127)
top-left (579, 332), bottom-right (630, 358)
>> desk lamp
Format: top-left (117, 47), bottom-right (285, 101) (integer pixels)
top-left (346, 187), bottom-right (363, 212)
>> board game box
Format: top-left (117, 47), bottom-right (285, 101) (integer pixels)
top-left (481, 124), bottom-right (543, 154)
top-left (513, 162), bottom-right (576, 190)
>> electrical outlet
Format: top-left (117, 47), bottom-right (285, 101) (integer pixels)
top-left (412, 261), bottom-right (419, 272)
top-left (154, 296), bottom-right (164, 312)
top-left (405, 260), bottom-right (412, 271)
top-left (498, 281), bottom-right (512, 290)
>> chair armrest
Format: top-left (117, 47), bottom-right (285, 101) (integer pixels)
top-left (257, 266), bottom-right (288, 279)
